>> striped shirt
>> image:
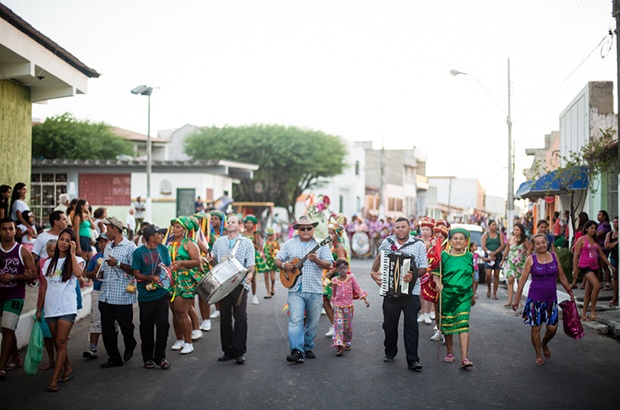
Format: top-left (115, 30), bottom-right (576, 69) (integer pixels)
top-left (378, 235), bottom-right (428, 295)
top-left (276, 235), bottom-right (334, 294)
top-left (99, 238), bottom-right (137, 305)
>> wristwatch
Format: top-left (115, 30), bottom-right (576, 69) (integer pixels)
top-left (116, 260), bottom-right (121, 267)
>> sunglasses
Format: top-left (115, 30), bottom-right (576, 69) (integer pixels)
top-left (298, 227), bottom-right (313, 232)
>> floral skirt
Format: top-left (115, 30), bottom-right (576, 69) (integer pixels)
top-left (331, 306), bottom-right (354, 347)
top-left (522, 298), bottom-right (559, 326)
top-left (172, 268), bottom-right (204, 300)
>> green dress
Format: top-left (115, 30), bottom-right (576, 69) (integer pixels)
top-left (246, 233), bottom-right (267, 273)
top-left (434, 250), bottom-right (474, 335)
top-left (170, 238), bottom-right (204, 299)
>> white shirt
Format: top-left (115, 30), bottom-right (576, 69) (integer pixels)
top-left (42, 256), bottom-right (85, 318)
top-left (126, 214), bottom-right (136, 231)
top-left (32, 231), bottom-right (59, 258)
top-left (10, 199), bottom-right (28, 221)
top-left (133, 201), bottom-right (145, 219)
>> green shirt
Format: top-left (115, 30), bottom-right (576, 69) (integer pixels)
top-left (131, 244), bottom-right (172, 302)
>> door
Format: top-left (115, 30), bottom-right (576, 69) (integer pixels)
top-left (176, 188), bottom-right (195, 217)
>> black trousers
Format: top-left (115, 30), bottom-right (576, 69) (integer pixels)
top-left (382, 294), bottom-right (421, 364)
top-left (219, 285), bottom-right (247, 358)
top-left (139, 295), bottom-right (170, 363)
top-left (99, 301), bottom-right (136, 365)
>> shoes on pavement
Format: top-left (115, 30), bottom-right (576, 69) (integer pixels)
top-left (408, 361), bottom-right (423, 371)
top-left (191, 330), bottom-right (203, 340)
top-left (321, 307), bottom-right (327, 315)
top-left (123, 343), bottom-right (136, 362)
top-left (383, 355), bottom-right (395, 362)
top-left (424, 314), bottom-right (432, 325)
top-left (305, 350), bottom-right (316, 359)
top-left (286, 349), bottom-right (304, 364)
top-left (200, 319), bottom-right (212, 332)
top-left (235, 355), bottom-right (246, 365)
top-left (429, 311), bottom-right (436, 320)
top-left (83, 350), bottom-right (98, 359)
top-left (171, 340), bottom-right (185, 351)
top-left (100, 361), bottom-right (123, 369)
top-left (325, 327), bottom-right (335, 337)
top-left (218, 354), bottom-right (235, 362)
top-left (210, 310), bottom-right (220, 319)
top-left (252, 295), bottom-right (259, 305)
top-left (430, 329), bottom-right (444, 342)
top-left (417, 314), bottom-right (426, 323)
top-left (461, 359), bottom-right (474, 369)
top-left (180, 343), bottom-right (194, 355)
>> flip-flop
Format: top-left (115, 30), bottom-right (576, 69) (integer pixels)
top-left (157, 359), bottom-right (171, 370)
top-left (444, 354), bottom-right (455, 363)
top-left (47, 384), bottom-right (59, 393)
top-left (461, 359), bottom-right (474, 368)
top-left (5, 362), bottom-right (22, 371)
top-left (39, 362), bottom-right (54, 370)
top-left (59, 375), bottom-right (73, 383)
top-left (0, 370), bottom-right (6, 380)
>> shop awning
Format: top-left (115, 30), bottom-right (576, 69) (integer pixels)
top-left (515, 167), bottom-right (589, 200)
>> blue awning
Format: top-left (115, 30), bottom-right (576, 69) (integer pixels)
top-left (515, 167), bottom-right (589, 200)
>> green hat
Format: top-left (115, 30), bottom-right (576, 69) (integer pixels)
top-left (209, 210), bottom-right (226, 222)
top-left (171, 216), bottom-right (193, 231)
top-left (449, 227), bottom-right (470, 240)
top-left (265, 227), bottom-right (275, 235)
top-left (244, 214), bottom-right (258, 224)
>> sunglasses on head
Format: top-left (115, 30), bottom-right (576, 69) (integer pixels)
top-left (298, 226), bottom-right (313, 232)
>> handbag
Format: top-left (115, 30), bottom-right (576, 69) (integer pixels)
top-left (24, 318), bottom-right (44, 375)
top-left (559, 299), bottom-right (585, 340)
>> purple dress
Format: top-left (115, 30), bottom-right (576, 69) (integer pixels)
top-left (522, 254), bottom-right (559, 326)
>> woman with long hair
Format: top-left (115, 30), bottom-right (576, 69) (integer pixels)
top-left (573, 220), bottom-right (616, 321)
top-left (0, 185), bottom-right (11, 219)
top-left (66, 198), bottom-right (78, 227)
top-left (570, 212), bottom-right (589, 289)
top-left (72, 199), bottom-right (95, 261)
top-left (10, 182), bottom-right (34, 237)
top-left (500, 223), bottom-right (530, 307)
top-left (513, 234), bottom-right (573, 365)
top-left (596, 210), bottom-right (612, 290)
top-left (481, 220), bottom-right (505, 300)
top-left (35, 228), bottom-right (85, 392)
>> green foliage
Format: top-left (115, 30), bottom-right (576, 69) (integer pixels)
top-left (555, 248), bottom-right (574, 282)
top-left (32, 113), bottom-right (133, 160)
top-left (185, 124), bottom-right (347, 215)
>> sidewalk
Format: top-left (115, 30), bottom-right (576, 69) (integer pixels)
top-left (559, 283), bottom-right (620, 337)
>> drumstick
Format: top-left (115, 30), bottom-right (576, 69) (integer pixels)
top-left (95, 257), bottom-right (105, 280)
top-left (235, 286), bottom-right (246, 307)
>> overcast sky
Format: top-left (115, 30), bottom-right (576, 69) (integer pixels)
top-left (4, 0), bottom-right (616, 198)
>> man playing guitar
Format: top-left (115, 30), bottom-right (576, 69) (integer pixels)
top-left (276, 215), bottom-right (333, 364)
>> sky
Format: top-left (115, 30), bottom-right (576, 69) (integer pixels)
top-left (3, 0), bottom-right (617, 199)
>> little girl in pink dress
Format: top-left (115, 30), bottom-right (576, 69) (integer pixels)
top-left (330, 258), bottom-right (369, 356)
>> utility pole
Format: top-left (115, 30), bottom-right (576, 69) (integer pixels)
top-left (615, 1), bottom-right (620, 221)
top-left (506, 58), bottom-right (514, 231)
top-left (379, 137), bottom-right (385, 219)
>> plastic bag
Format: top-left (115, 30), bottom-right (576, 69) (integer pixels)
top-left (559, 299), bottom-right (585, 340)
top-left (24, 318), bottom-right (44, 375)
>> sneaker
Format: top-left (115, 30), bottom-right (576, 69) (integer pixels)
top-left (321, 308), bottom-right (327, 315)
top-left (430, 329), bottom-right (443, 342)
top-left (252, 295), bottom-right (259, 305)
top-left (325, 327), bottom-right (335, 337)
top-left (424, 314), bottom-right (432, 325)
top-left (286, 349), bottom-right (304, 363)
top-left (210, 310), bottom-right (220, 319)
top-left (200, 319), bottom-right (212, 332)
top-left (180, 343), bottom-right (194, 355)
top-left (191, 330), bottom-right (203, 340)
top-left (171, 340), bottom-right (185, 351)
top-left (417, 314), bottom-right (426, 323)
top-left (429, 311), bottom-right (436, 320)
top-left (82, 350), bottom-right (98, 359)
top-left (305, 350), bottom-right (316, 359)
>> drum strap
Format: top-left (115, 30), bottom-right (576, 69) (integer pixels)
top-left (230, 239), bottom-right (242, 258)
top-left (387, 237), bottom-right (419, 250)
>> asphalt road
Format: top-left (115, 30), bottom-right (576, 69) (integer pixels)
top-left (3, 258), bottom-right (620, 409)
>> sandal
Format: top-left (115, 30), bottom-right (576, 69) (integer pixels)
top-left (144, 360), bottom-right (156, 369)
top-left (336, 347), bottom-right (343, 356)
top-left (444, 354), bottom-right (455, 363)
top-left (47, 384), bottom-right (59, 393)
top-left (39, 362), bottom-right (54, 370)
top-left (59, 374), bottom-right (73, 383)
top-left (461, 359), bottom-right (474, 368)
top-left (157, 360), bottom-right (171, 370)
top-left (0, 370), bottom-right (6, 380)
top-left (587, 313), bottom-right (599, 321)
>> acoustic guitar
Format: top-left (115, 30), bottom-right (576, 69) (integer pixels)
top-left (280, 236), bottom-right (332, 288)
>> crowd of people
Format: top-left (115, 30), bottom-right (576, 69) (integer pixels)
top-left (0, 183), bottom-right (618, 390)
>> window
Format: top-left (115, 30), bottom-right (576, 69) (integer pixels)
top-left (31, 173), bottom-right (67, 227)
top-left (355, 161), bottom-right (360, 176)
top-left (388, 197), bottom-right (403, 212)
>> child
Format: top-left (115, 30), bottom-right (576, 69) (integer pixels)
top-left (37, 240), bottom-right (57, 370)
top-left (263, 228), bottom-right (280, 298)
top-left (470, 242), bottom-right (489, 298)
top-left (329, 258), bottom-right (369, 356)
top-left (16, 210), bottom-right (37, 252)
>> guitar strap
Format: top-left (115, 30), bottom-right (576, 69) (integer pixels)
top-left (386, 237), bottom-right (420, 294)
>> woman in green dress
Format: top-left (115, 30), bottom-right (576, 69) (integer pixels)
top-left (432, 227), bottom-right (476, 368)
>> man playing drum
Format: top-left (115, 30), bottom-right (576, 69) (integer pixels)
top-left (370, 217), bottom-right (427, 371)
top-left (210, 215), bottom-right (255, 365)
top-left (276, 215), bottom-right (333, 364)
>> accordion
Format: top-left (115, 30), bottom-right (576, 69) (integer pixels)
top-left (379, 251), bottom-right (416, 297)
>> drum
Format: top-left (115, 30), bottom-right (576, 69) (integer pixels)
top-left (351, 231), bottom-right (371, 259)
top-left (196, 257), bottom-right (248, 304)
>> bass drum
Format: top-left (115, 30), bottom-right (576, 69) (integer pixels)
top-left (196, 257), bottom-right (247, 304)
top-left (351, 231), bottom-right (371, 259)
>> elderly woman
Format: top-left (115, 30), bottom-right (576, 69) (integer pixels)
top-left (432, 227), bottom-right (476, 368)
top-left (513, 234), bottom-right (573, 365)
top-left (168, 216), bottom-right (203, 355)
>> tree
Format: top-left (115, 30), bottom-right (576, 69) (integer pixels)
top-left (185, 124), bottom-right (347, 217)
top-left (32, 113), bottom-right (133, 160)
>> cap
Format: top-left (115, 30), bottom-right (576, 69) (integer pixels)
top-left (102, 216), bottom-right (125, 231)
top-left (142, 224), bottom-right (167, 240)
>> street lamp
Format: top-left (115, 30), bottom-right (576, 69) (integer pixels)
top-left (450, 59), bottom-right (514, 228)
top-left (130, 85), bottom-right (156, 221)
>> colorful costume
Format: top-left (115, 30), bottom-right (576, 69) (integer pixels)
top-left (263, 239), bottom-right (279, 271)
top-left (330, 272), bottom-right (367, 348)
top-left (503, 242), bottom-right (527, 279)
top-left (435, 250), bottom-right (474, 335)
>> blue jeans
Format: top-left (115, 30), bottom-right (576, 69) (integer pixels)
top-left (287, 291), bottom-right (322, 355)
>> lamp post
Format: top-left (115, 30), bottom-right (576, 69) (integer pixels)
top-left (450, 58), bottom-right (514, 228)
top-left (130, 85), bottom-right (155, 221)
